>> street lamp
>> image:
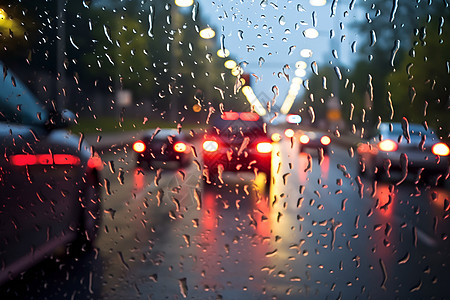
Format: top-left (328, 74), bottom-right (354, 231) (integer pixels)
top-left (310, 0), bottom-right (327, 6)
top-left (199, 27), bottom-right (215, 39)
top-left (175, 0), bottom-right (194, 7)
top-left (169, 0), bottom-right (193, 122)
top-left (0, 8), bottom-right (7, 20)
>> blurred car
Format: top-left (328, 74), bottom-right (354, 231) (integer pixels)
top-left (270, 114), bottom-right (331, 155)
top-left (202, 111), bottom-right (272, 184)
top-left (133, 128), bottom-right (193, 168)
top-left (298, 130), bottom-right (331, 155)
top-left (357, 122), bottom-right (449, 182)
top-left (0, 62), bottom-right (102, 285)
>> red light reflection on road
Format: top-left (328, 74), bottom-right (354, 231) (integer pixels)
top-left (319, 155), bottom-right (330, 180)
top-left (373, 183), bottom-right (396, 216)
top-left (133, 168), bottom-right (145, 192)
top-left (428, 187), bottom-right (450, 215)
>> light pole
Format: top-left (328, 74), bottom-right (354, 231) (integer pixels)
top-left (169, 1), bottom-right (194, 123)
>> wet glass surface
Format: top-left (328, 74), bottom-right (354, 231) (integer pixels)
top-left (1, 1), bottom-right (449, 299)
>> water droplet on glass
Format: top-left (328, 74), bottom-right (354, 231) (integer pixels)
top-left (238, 30), bottom-right (244, 40)
top-left (390, 40), bottom-right (400, 67)
top-left (389, 0), bottom-right (398, 22)
top-left (311, 61), bottom-right (319, 75)
top-left (178, 278), bottom-right (188, 298)
top-left (369, 30), bottom-right (377, 47)
top-left (258, 57), bottom-right (265, 67)
top-left (103, 24), bottom-right (113, 44)
top-left (148, 5), bottom-right (154, 37)
top-left (192, 2), bottom-right (199, 21)
top-left (279, 16), bottom-right (286, 26)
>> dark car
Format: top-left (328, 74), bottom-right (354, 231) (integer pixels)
top-left (270, 114), bottom-right (331, 155)
top-left (298, 130), bottom-right (331, 155)
top-left (201, 111), bottom-right (272, 185)
top-left (0, 62), bottom-right (102, 285)
top-left (133, 128), bottom-right (193, 168)
top-left (357, 122), bottom-right (449, 183)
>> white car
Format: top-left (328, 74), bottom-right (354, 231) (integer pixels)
top-left (357, 122), bottom-right (449, 184)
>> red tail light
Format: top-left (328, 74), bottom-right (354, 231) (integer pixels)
top-left (256, 142), bottom-right (273, 153)
top-left (203, 140), bottom-right (219, 152)
top-left (378, 139), bottom-right (398, 152)
top-left (299, 134), bottom-right (310, 144)
top-left (133, 140), bottom-right (146, 153)
top-left (221, 112), bottom-right (239, 120)
top-left (88, 153), bottom-right (103, 170)
top-left (432, 143), bottom-right (450, 156)
top-left (239, 112), bottom-right (260, 121)
top-left (173, 142), bottom-right (187, 153)
top-left (320, 135), bottom-right (331, 146)
top-left (10, 154), bottom-right (81, 166)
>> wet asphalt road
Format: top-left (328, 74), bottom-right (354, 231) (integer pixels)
top-left (1, 135), bottom-right (450, 299)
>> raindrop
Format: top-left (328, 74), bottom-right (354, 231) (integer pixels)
top-left (401, 117), bottom-right (411, 143)
top-left (178, 278), bottom-right (188, 298)
top-left (351, 41), bottom-right (357, 53)
top-left (279, 16), bottom-right (286, 26)
top-left (390, 40), bottom-right (400, 67)
top-left (258, 57), bottom-right (265, 67)
top-left (379, 259), bottom-right (388, 290)
top-left (148, 5), bottom-right (154, 37)
top-left (108, 160), bottom-right (115, 173)
top-left (398, 252), bottom-right (410, 264)
top-left (330, 0), bottom-right (338, 17)
top-left (117, 168), bottom-right (124, 185)
top-left (369, 30), bottom-right (377, 47)
top-left (104, 178), bottom-right (111, 195)
top-left (308, 106), bottom-right (315, 123)
top-left (238, 30), bottom-right (244, 40)
top-left (206, 53), bottom-right (212, 63)
top-left (409, 86), bottom-right (416, 104)
top-left (396, 153), bottom-right (408, 186)
top-left (103, 24), bottom-right (113, 44)
top-left (386, 92), bottom-right (394, 120)
top-left (389, 0), bottom-right (398, 22)
top-left (334, 66), bottom-right (342, 80)
top-left (69, 36), bottom-right (79, 50)
top-left (311, 61), bottom-right (319, 75)
top-left (288, 45), bottom-right (296, 55)
top-left (297, 4), bottom-right (306, 12)
top-left (260, 0), bottom-right (268, 8)
top-left (194, 188), bottom-right (202, 210)
top-left (192, 2), bottom-right (199, 21)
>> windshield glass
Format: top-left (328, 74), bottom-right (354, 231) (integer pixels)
top-left (1, 1), bottom-right (449, 299)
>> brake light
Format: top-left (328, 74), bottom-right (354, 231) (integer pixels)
top-left (221, 111), bottom-right (239, 120)
top-left (10, 154), bottom-right (81, 166)
top-left (173, 142), bottom-right (187, 153)
top-left (239, 112), bottom-right (260, 121)
top-left (284, 129), bottom-right (295, 138)
top-left (320, 135), bottom-right (331, 146)
top-left (299, 134), bottom-right (310, 144)
top-left (133, 140), bottom-right (146, 153)
top-left (203, 140), bottom-right (219, 152)
top-left (378, 139), bottom-right (398, 152)
top-left (87, 154), bottom-right (103, 170)
top-left (432, 143), bottom-right (450, 156)
top-left (256, 142), bottom-right (273, 153)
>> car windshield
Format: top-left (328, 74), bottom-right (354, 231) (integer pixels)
top-left (1, 1), bottom-right (450, 299)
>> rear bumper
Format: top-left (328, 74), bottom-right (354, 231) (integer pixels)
top-left (202, 151), bottom-right (271, 174)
